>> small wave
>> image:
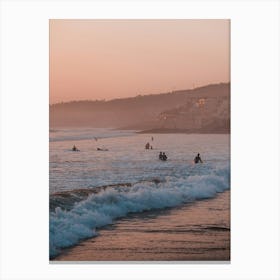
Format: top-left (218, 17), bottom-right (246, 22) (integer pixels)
top-left (50, 178), bottom-right (163, 212)
top-left (141, 226), bottom-right (230, 234)
top-left (50, 165), bottom-right (229, 258)
top-left (50, 183), bottom-right (132, 212)
top-left (50, 128), bottom-right (136, 142)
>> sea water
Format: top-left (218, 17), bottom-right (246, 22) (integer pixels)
top-left (49, 128), bottom-right (230, 258)
top-left (54, 191), bottom-right (230, 261)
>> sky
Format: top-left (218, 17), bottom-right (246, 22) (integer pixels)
top-left (50, 19), bottom-right (230, 104)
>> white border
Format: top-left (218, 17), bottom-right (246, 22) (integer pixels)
top-left (0, 0), bottom-right (279, 279)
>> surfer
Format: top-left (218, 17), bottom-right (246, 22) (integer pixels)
top-left (72, 145), bottom-right (79, 151)
top-left (162, 152), bottom-right (167, 161)
top-left (159, 152), bottom-right (167, 161)
top-left (194, 153), bottom-right (203, 164)
top-left (97, 147), bottom-right (108, 151)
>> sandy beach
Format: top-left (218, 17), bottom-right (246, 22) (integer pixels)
top-left (53, 190), bottom-right (230, 262)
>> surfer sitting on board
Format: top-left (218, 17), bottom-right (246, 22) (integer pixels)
top-left (194, 153), bottom-right (203, 164)
top-left (72, 145), bottom-right (79, 151)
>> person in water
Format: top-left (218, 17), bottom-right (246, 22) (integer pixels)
top-left (97, 147), bottom-right (108, 151)
top-left (159, 152), bottom-right (163, 160)
top-left (162, 152), bottom-right (167, 161)
top-left (145, 142), bottom-right (150, 149)
top-left (72, 145), bottom-right (78, 151)
top-left (194, 153), bottom-right (203, 164)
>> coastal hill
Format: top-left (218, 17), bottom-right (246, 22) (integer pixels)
top-left (50, 82), bottom-right (230, 133)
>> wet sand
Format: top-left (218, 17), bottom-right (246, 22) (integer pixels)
top-left (53, 190), bottom-right (230, 262)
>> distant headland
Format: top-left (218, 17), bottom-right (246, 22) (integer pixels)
top-left (50, 82), bottom-right (230, 134)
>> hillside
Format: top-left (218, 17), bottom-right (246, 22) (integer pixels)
top-left (50, 82), bottom-right (230, 132)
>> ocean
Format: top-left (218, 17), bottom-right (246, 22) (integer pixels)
top-left (49, 128), bottom-right (230, 260)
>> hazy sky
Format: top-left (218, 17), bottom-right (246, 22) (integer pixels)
top-left (50, 20), bottom-right (230, 104)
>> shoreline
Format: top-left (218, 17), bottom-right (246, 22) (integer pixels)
top-left (52, 190), bottom-right (230, 262)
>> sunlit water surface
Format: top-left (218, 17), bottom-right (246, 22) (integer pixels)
top-left (49, 128), bottom-right (230, 259)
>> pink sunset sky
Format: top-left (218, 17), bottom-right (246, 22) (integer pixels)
top-left (50, 19), bottom-right (230, 104)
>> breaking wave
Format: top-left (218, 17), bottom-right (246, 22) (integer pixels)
top-left (50, 164), bottom-right (230, 258)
